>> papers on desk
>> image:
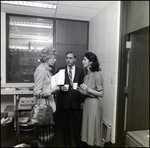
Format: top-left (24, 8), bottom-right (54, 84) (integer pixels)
top-left (18, 97), bottom-right (36, 111)
top-left (1, 115), bottom-right (13, 124)
top-left (5, 87), bottom-right (16, 90)
top-left (51, 69), bottom-right (65, 88)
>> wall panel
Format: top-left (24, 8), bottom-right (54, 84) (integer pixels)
top-left (127, 1), bottom-right (149, 33)
top-left (55, 19), bottom-right (88, 73)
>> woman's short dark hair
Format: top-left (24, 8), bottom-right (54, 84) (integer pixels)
top-left (85, 52), bottom-right (101, 72)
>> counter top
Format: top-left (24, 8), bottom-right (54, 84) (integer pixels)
top-left (1, 89), bottom-right (33, 95)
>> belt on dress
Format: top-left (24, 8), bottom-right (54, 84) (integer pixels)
top-left (85, 95), bottom-right (98, 99)
top-left (42, 96), bottom-right (48, 99)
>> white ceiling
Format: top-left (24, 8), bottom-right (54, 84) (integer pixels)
top-left (1, 1), bottom-right (110, 50)
top-left (1, 1), bottom-right (110, 21)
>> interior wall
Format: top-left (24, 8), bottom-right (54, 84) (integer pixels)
top-left (1, 2), bottom-right (121, 143)
top-left (88, 1), bottom-right (121, 143)
top-left (1, 12), bottom-right (6, 84)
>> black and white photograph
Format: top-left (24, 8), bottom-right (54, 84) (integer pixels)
top-left (1, 1), bottom-right (149, 147)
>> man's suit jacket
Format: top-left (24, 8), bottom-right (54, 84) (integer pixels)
top-left (57, 65), bottom-right (84, 109)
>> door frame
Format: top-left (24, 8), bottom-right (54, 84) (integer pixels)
top-left (115, 1), bottom-right (128, 147)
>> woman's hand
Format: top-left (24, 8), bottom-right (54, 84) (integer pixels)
top-left (77, 84), bottom-right (88, 95)
top-left (80, 83), bottom-right (88, 91)
top-left (52, 85), bottom-right (60, 93)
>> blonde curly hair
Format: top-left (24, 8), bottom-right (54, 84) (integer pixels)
top-left (39, 47), bottom-right (56, 63)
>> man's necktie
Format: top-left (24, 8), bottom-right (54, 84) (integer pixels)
top-left (68, 67), bottom-right (73, 86)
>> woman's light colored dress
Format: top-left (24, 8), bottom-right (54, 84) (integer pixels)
top-left (81, 71), bottom-right (104, 146)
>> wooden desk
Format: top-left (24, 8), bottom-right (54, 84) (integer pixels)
top-left (1, 89), bottom-right (33, 95)
top-left (4, 105), bottom-right (16, 112)
top-left (1, 89), bottom-right (33, 110)
top-left (1, 89), bottom-right (33, 128)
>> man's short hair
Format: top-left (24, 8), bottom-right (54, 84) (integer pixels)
top-left (65, 51), bottom-right (77, 58)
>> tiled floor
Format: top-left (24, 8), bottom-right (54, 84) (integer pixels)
top-left (1, 110), bottom-right (70, 147)
top-left (1, 127), bottom-right (112, 147)
top-left (1, 129), bottom-right (16, 147)
top-left (1, 110), bottom-right (112, 147)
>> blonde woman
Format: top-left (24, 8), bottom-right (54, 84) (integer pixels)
top-left (33, 47), bottom-right (59, 147)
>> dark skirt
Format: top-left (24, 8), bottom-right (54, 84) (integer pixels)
top-left (37, 125), bottom-right (54, 142)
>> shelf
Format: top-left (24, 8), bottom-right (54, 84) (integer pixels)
top-left (4, 105), bottom-right (16, 112)
top-left (21, 74), bottom-right (34, 75)
top-left (1, 89), bottom-right (33, 95)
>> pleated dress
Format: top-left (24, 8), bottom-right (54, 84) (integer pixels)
top-left (81, 71), bottom-right (104, 146)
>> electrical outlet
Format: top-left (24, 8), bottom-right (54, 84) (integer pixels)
top-left (111, 78), bottom-right (114, 84)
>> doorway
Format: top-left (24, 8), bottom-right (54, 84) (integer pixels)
top-left (116, 1), bottom-right (149, 147)
top-left (126, 27), bottom-right (149, 131)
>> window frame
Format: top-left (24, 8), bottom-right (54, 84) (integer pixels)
top-left (6, 13), bottom-right (55, 85)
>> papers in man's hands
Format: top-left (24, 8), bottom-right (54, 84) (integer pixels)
top-left (51, 69), bottom-right (65, 89)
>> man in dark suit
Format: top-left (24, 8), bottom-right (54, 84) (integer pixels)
top-left (57, 51), bottom-right (84, 147)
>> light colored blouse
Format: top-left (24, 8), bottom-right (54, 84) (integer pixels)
top-left (33, 63), bottom-right (56, 112)
top-left (84, 71), bottom-right (104, 97)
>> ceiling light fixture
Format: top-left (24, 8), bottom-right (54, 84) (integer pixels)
top-left (1, 1), bottom-right (57, 9)
top-left (9, 21), bottom-right (52, 28)
top-left (10, 34), bottom-right (51, 40)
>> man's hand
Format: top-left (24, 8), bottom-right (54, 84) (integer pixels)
top-left (60, 85), bottom-right (69, 91)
